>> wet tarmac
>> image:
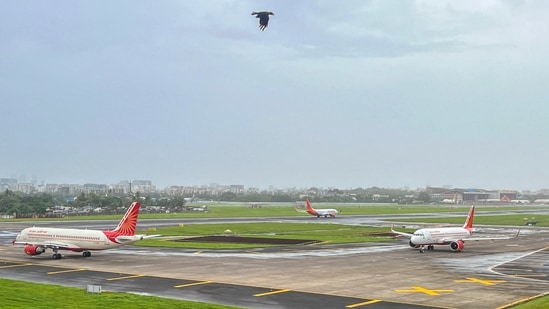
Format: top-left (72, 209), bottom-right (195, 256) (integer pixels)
top-left (1, 214), bottom-right (549, 308)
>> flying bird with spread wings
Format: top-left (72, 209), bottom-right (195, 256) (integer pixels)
top-left (251, 11), bottom-right (274, 31)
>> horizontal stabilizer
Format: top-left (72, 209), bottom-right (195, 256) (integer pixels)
top-left (142, 234), bottom-right (161, 239)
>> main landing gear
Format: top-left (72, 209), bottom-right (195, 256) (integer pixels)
top-left (50, 248), bottom-right (92, 259)
top-left (52, 248), bottom-right (63, 259)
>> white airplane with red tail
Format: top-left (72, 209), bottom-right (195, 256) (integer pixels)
top-left (13, 201), bottom-right (155, 259)
top-left (391, 205), bottom-right (518, 253)
top-left (304, 198), bottom-right (339, 218)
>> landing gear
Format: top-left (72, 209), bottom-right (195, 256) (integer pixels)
top-left (83, 251), bottom-right (91, 257)
top-left (427, 245), bottom-right (434, 251)
top-left (52, 247), bottom-right (63, 259)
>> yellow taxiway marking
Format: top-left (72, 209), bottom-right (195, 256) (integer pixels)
top-left (107, 274), bottom-right (145, 281)
top-left (454, 277), bottom-right (506, 286)
top-left (174, 281), bottom-right (213, 288)
top-left (346, 299), bottom-right (381, 308)
top-left (394, 286), bottom-right (454, 296)
top-left (47, 268), bottom-right (86, 275)
top-left (0, 263), bottom-right (33, 269)
top-left (254, 289), bottom-right (290, 297)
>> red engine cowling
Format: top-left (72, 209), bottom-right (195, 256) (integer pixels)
top-left (24, 245), bottom-right (45, 256)
top-left (450, 240), bottom-right (464, 252)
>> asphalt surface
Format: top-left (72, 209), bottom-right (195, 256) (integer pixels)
top-left (2, 212), bottom-right (549, 309)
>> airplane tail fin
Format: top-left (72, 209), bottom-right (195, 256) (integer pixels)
top-left (305, 198), bottom-right (319, 216)
top-left (305, 198), bottom-right (314, 211)
top-left (462, 205), bottom-right (475, 230)
top-left (110, 202), bottom-right (141, 236)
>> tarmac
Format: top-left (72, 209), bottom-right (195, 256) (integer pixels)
top-left (1, 217), bottom-right (549, 309)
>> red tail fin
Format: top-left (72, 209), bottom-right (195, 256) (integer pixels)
top-left (111, 202), bottom-right (141, 235)
top-left (305, 198), bottom-right (318, 216)
top-left (305, 198), bottom-right (313, 210)
top-left (462, 205), bottom-right (475, 230)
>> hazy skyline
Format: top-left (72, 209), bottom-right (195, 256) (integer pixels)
top-left (2, 1), bottom-right (548, 191)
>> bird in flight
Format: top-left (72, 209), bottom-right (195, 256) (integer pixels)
top-left (251, 11), bottom-right (274, 31)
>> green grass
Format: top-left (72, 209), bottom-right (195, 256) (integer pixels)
top-left (137, 222), bottom-right (393, 249)
top-left (1, 273), bottom-right (546, 309)
top-left (3, 204), bottom-right (547, 221)
top-left (0, 278), bottom-right (242, 309)
top-left (508, 294), bottom-right (549, 308)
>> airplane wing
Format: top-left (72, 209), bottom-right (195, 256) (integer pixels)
top-left (142, 234), bottom-right (161, 239)
top-left (391, 224), bottom-right (414, 238)
top-left (13, 240), bottom-right (79, 249)
top-left (442, 229), bottom-right (520, 243)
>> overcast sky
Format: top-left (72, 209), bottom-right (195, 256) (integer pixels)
top-left (1, 1), bottom-right (548, 190)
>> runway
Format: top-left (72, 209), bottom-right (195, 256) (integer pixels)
top-left (2, 214), bottom-right (549, 308)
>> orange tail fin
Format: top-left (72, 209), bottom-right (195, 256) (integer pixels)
top-left (305, 198), bottom-right (318, 216)
top-left (111, 202), bottom-right (141, 235)
top-left (463, 205), bottom-right (475, 230)
top-left (305, 198), bottom-right (313, 210)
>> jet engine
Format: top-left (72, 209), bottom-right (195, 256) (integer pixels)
top-left (24, 245), bottom-right (45, 256)
top-left (450, 240), bottom-right (464, 252)
top-left (409, 240), bottom-right (421, 248)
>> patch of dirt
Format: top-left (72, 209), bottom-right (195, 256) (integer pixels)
top-left (175, 235), bottom-right (320, 245)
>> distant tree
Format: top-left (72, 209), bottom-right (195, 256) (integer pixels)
top-left (220, 191), bottom-right (237, 201)
top-left (417, 191), bottom-right (431, 203)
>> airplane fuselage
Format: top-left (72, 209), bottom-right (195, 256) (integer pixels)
top-left (307, 208), bottom-right (338, 217)
top-left (16, 227), bottom-right (142, 251)
top-left (410, 227), bottom-right (472, 245)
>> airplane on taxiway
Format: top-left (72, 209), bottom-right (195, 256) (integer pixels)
top-left (304, 198), bottom-right (339, 218)
top-left (13, 201), bottom-right (157, 259)
top-left (391, 205), bottom-right (518, 253)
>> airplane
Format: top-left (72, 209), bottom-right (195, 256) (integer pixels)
top-left (391, 205), bottom-right (517, 253)
top-left (304, 198), bottom-right (339, 218)
top-left (13, 201), bottom-right (155, 259)
top-left (441, 194), bottom-right (459, 204)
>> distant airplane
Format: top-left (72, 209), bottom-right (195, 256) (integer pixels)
top-left (251, 11), bottom-right (274, 31)
top-left (391, 205), bottom-right (517, 253)
top-left (13, 202), bottom-right (156, 259)
top-left (304, 198), bottom-right (339, 218)
top-left (184, 195), bottom-right (196, 203)
top-left (441, 194), bottom-right (459, 204)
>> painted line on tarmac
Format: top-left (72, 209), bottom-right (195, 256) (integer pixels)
top-left (47, 268), bottom-right (86, 275)
top-left (453, 277), bottom-right (506, 285)
top-left (254, 289), bottom-right (290, 297)
top-left (0, 263), bottom-right (32, 269)
top-left (174, 280), bottom-right (213, 288)
top-left (107, 274), bottom-right (145, 281)
top-left (345, 299), bottom-right (381, 308)
top-left (394, 286), bottom-right (454, 296)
